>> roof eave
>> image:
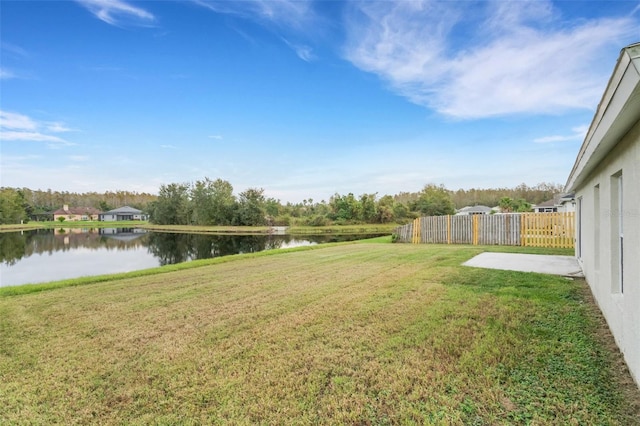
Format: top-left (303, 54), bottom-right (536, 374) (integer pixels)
top-left (565, 42), bottom-right (640, 192)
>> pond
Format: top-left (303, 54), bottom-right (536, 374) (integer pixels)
top-left (0, 228), bottom-right (385, 287)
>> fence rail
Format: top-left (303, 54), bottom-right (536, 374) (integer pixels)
top-left (396, 212), bottom-right (574, 249)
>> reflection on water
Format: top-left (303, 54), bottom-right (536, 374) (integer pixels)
top-left (0, 228), bottom-right (383, 287)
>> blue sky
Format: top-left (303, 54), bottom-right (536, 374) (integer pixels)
top-left (1, 0), bottom-right (639, 203)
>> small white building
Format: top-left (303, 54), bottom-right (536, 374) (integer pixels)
top-left (565, 42), bottom-right (640, 386)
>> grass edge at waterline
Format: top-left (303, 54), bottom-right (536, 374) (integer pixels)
top-left (0, 241), bottom-right (352, 297)
top-left (0, 237), bottom-right (577, 297)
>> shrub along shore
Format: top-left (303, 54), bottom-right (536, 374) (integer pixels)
top-left (1, 240), bottom-right (638, 424)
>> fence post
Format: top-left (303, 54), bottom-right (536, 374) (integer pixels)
top-left (472, 214), bottom-right (479, 245)
top-left (412, 217), bottom-right (421, 244)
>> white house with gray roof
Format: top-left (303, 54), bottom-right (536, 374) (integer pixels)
top-left (565, 42), bottom-right (640, 386)
top-left (455, 205), bottom-right (492, 215)
top-left (532, 193), bottom-right (576, 213)
top-left (99, 206), bottom-right (148, 221)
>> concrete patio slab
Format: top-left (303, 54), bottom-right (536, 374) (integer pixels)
top-left (463, 252), bottom-right (584, 277)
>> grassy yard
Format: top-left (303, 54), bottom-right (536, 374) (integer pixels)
top-left (1, 242), bottom-right (638, 424)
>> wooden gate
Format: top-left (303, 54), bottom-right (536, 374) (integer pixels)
top-left (520, 212), bottom-right (574, 248)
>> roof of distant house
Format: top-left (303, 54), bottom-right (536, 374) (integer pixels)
top-left (53, 206), bottom-right (102, 215)
top-left (102, 206), bottom-right (143, 214)
top-left (559, 193), bottom-right (575, 202)
top-left (456, 205), bottom-right (492, 214)
top-left (534, 199), bottom-right (558, 208)
top-left (534, 193), bottom-right (574, 208)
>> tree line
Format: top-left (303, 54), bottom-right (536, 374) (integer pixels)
top-left (0, 181), bottom-right (565, 225)
top-left (0, 187), bottom-right (156, 224)
top-left (147, 180), bottom-right (457, 226)
top-left (449, 182), bottom-right (564, 209)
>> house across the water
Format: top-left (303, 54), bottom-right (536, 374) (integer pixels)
top-left (99, 206), bottom-right (148, 221)
top-left (53, 205), bottom-right (101, 221)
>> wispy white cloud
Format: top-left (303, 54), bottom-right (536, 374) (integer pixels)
top-left (46, 122), bottom-right (75, 133)
top-left (208, 135), bottom-right (223, 140)
top-left (534, 125), bottom-right (588, 144)
top-left (0, 68), bottom-right (17, 80)
top-left (1, 43), bottom-right (30, 80)
top-left (160, 144), bottom-right (178, 149)
top-left (0, 110), bottom-right (37, 131)
top-left (1, 42), bottom-right (29, 58)
top-left (282, 38), bottom-right (316, 62)
top-left (75, 0), bottom-right (155, 27)
top-left (194, 0), bottom-right (314, 30)
top-left (344, 0), bottom-right (638, 119)
top-left (1, 131), bottom-right (67, 144)
top-left (0, 110), bottom-right (75, 147)
top-left (194, 0), bottom-right (318, 61)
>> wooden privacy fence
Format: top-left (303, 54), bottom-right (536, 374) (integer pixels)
top-left (396, 212), bottom-right (574, 249)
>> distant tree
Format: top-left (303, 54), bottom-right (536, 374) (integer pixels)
top-left (393, 202), bottom-right (410, 222)
top-left (14, 187), bottom-right (156, 215)
top-left (329, 193), bottom-right (362, 223)
top-left (0, 188), bottom-right (27, 224)
top-left (412, 184), bottom-right (455, 216)
top-left (98, 201), bottom-right (112, 212)
top-left (513, 198), bottom-right (532, 212)
top-left (264, 197), bottom-right (284, 225)
top-left (235, 188), bottom-right (266, 226)
top-left (181, 177), bottom-right (236, 226)
top-left (449, 182), bottom-right (564, 209)
top-left (209, 179), bottom-right (237, 225)
top-left (191, 178), bottom-right (216, 225)
top-left (376, 195), bottom-right (396, 223)
top-left (264, 197), bottom-right (281, 218)
top-left (499, 197), bottom-right (515, 213)
top-left (359, 193), bottom-right (378, 223)
top-left (149, 183), bottom-right (192, 225)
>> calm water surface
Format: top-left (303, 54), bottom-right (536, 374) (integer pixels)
top-left (0, 228), bottom-right (384, 287)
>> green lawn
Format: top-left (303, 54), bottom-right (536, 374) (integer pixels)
top-left (1, 242), bottom-right (638, 424)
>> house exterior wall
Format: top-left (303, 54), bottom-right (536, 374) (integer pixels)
top-left (574, 118), bottom-right (640, 384)
top-left (99, 209), bottom-right (147, 221)
top-left (558, 202), bottom-right (576, 213)
top-left (54, 213), bottom-right (99, 221)
top-left (533, 206), bottom-right (558, 213)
